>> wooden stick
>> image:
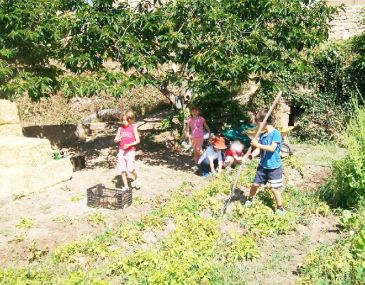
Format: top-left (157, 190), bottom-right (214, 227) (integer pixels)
top-left (222, 91), bottom-right (282, 214)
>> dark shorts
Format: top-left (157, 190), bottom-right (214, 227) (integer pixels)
top-left (198, 157), bottom-right (219, 173)
top-left (253, 165), bottom-right (283, 190)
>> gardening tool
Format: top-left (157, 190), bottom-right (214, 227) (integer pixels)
top-left (222, 91), bottom-right (282, 215)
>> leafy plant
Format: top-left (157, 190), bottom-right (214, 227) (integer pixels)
top-left (321, 107), bottom-right (365, 207)
top-left (70, 195), bottom-right (83, 203)
top-left (87, 212), bottom-right (105, 226)
top-left (15, 218), bottom-right (34, 230)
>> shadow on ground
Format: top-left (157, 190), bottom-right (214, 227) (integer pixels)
top-left (65, 127), bottom-right (196, 173)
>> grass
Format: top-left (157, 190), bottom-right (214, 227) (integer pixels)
top-left (0, 143), bottom-right (347, 284)
top-left (87, 212), bottom-right (105, 226)
top-left (0, 156), bottom-right (336, 284)
top-left (70, 195), bottom-right (83, 203)
top-left (15, 218), bottom-right (34, 230)
top-left (294, 143), bottom-right (345, 166)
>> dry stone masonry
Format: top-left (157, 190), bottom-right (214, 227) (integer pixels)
top-left (0, 100), bottom-right (73, 200)
top-left (329, 3), bottom-right (365, 40)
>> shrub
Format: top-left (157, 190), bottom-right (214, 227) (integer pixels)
top-left (320, 107), bottom-right (365, 207)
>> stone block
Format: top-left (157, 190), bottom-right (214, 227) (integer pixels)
top-left (0, 124), bottom-right (23, 136)
top-left (0, 158), bottom-right (73, 199)
top-left (0, 136), bottom-right (53, 167)
top-left (0, 100), bottom-right (20, 125)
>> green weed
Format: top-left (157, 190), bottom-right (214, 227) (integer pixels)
top-left (15, 218), bottom-right (34, 230)
top-left (321, 107), bottom-right (365, 207)
top-left (87, 212), bottom-right (105, 226)
top-left (70, 195), bottom-right (83, 203)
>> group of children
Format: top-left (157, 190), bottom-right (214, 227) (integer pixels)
top-left (184, 107), bottom-right (285, 214)
top-left (114, 106), bottom-right (285, 214)
top-left (185, 107), bottom-right (245, 176)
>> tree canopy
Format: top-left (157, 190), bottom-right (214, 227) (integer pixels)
top-left (0, 0), bottom-right (337, 107)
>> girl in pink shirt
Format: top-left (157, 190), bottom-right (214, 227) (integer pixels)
top-left (114, 110), bottom-right (141, 190)
top-left (185, 106), bottom-right (211, 163)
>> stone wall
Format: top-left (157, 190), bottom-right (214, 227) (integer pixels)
top-left (329, 4), bottom-right (365, 40)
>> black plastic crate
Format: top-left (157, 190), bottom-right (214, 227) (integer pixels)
top-left (87, 184), bottom-right (132, 210)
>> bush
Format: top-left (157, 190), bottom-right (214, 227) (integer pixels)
top-left (290, 40), bottom-right (362, 142)
top-left (320, 107), bottom-right (365, 208)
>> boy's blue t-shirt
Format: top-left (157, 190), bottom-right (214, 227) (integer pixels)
top-left (259, 129), bottom-right (282, 169)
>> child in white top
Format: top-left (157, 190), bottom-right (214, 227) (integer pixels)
top-left (198, 136), bottom-right (227, 176)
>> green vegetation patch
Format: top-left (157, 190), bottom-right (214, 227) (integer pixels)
top-left (0, 159), bottom-right (332, 284)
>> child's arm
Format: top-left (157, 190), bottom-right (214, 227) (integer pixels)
top-left (215, 151), bottom-right (223, 174)
top-left (249, 147), bottom-right (261, 159)
top-left (217, 160), bottom-right (223, 173)
top-left (251, 138), bottom-right (278, 153)
top-left (203, 120), bottom-right (211, 138)
top-left (209, 157), bottom-right (217, 175)
top-left (124, 126), bottom-right (140, 149)
top-left (114, 127), bottom-right (121, 143)
top-left (234, 154), bottom-right (243, 162)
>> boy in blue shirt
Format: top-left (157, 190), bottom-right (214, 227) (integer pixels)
top-left (245, 111), bottom-right (285, 214)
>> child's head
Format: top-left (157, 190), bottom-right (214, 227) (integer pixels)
top-left (255, 111), bottom-right (273, 126)
top-left (120, 110), bottom-right (135, 126)
top-left (230, 140), bottom-right (244, 153)
top-left (211, 136), bottom-right (227, 151)
top-left (190, 106), bottom-right (200, 117)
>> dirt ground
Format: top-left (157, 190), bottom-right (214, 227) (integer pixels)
top-left (0, 120), bottom-right (343, 273)
top-left (0, 121), bottom-right (207, 267)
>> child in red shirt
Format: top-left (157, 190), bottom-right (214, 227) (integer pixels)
top-left (224, 140), bottom-right (244, 171)
top-left (114, 110), bottom-right (141, 190)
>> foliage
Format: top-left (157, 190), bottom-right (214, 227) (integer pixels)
top-left (321, 107), bottom-right (365, 207)
top-left (58, 70), bottom-right (133, 99)
top-left (15, 217), bottom-right (34, 230)
top-left (299, 106), bottom-right (365, 283)
top-left (298, 204), bottom-right (365, 284)
top-left (62, 0), bottom-right (336, 116)
top-left (281, 29), bottom-right (365, 143)
top-left (1, 0), bottom-right (349, 139)
top-left (0, 156), bottom-right (327, 284)
top-left (0, 0), bottom-right (62, 99)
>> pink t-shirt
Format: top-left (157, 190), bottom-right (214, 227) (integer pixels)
top-left (119, 124), bottom-right (136, 151)
top-left (188, 116), bottom-right (206, 138)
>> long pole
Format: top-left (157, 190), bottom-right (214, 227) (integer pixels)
top-left (222, 91), bottom-right (282, 214)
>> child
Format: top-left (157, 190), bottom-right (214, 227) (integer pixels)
top-left (185, 106), bottom-right (211, 164)
top-left (114, 110), bottom-right (141, 190)
top-left (244, 111), bottom-right (285, 214)
top-left (198, 136), bottom-right (227, 177)
top-left (224, 140), bottom-right (244, 171)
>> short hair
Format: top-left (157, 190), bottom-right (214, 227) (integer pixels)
top-left (255, 111), bottom-right (273, 124)
top-left (190, 106), bottom-right (200, 112)
top-left (120, 110), bottom-right (135, 122)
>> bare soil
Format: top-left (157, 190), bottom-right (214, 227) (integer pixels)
top-left (241, 215), bottom-right (340, 285)
top-left (0, 118), bottom-right (342, 276)
top-left (0, 119), bottom-right (207, 267)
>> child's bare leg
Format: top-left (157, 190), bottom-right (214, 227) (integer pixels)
top-left (193, 147), bottom-right (202, 164)
top-left (131, 169), bottom-right (141, 188)
top-left (225, 157), bottom-right (234, 168)
top-left (131, 170), bottom-right (138, 180)
top-left (192, 137), bottom-right (203, 164)
top-left (121, 171), bottom-right (128, 188)
top-left (271, 188), bottom-right (283, 208)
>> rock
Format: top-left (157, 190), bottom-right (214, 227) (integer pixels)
top-left (0, 124), bottom-right (23, 136)
top-left (0, 100), bottom-right (20, 125)
top-left (0, 136), bottom-right (53, 167)
top-left (0, 158), bottom-right (73, 199)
